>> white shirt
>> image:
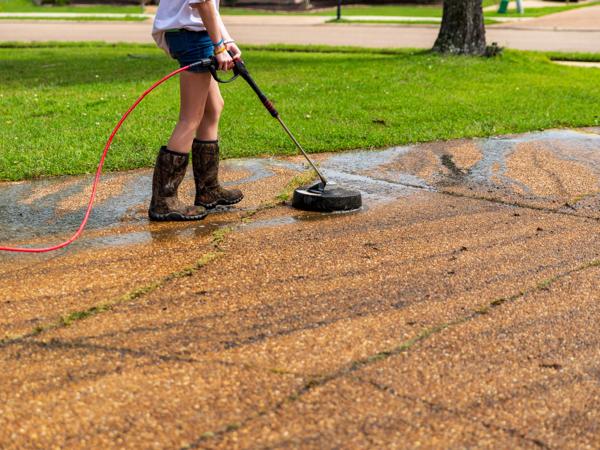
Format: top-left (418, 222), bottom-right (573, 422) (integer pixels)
top-left (152, 0), bottom-right (220, 55)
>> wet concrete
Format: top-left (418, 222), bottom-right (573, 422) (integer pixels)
top-left (3, 129), bottom-right (597, 251)
top-left (0, 129), bottom-right (599, 449)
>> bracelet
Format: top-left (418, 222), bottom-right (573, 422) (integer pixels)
top-left (224, 39), bottom-right (235, 45)
top-left (214, 45), bottom-right (227, 55)
top-left (213, 38), bottom-right (224, 47)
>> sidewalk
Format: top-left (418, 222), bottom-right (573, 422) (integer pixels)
top-left (323, 14), bottom-right (533, 22)
top-left (1, 16), bottom-right (600, 52)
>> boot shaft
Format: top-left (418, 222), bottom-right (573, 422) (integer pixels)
top-left (192, 139), bottom-right (220, 190)
top-left (149, 146), bottom-right (208, 221)
top-left (153, 146), bottom-right (189, 199)
top-left (191, 139), bottom-right (244, 208)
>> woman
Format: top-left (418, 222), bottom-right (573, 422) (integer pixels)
top-left (149, 0), bottom-right (243, 221)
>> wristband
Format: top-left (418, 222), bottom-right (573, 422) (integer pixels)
top-left (214, 45), bottom-right (227, 55)
top-left (224, 39), bottom-right (235, 45)
top-left (213, 38), bottom-right (224, 47)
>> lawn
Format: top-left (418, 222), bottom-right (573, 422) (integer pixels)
top-left (1, 43), bottom-right (600, 181)
top-left (0, 0), bottom-right (142, 13)
top-left (221, 0), bottom-right (499, 16)
top-left (486, 1), bottom-right (600, 18)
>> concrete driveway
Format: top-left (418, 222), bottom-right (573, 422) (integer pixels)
top-left (1, 128), bottom-right (599, 448)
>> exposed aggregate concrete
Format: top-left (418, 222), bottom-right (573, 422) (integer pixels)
top-left (0, 130), bottom-right (598, 448)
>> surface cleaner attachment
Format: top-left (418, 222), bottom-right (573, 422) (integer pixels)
top-left (228, 59), bottom-right (363, 213)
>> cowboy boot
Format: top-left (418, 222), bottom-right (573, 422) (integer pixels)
top-left (148, 146), bottom-right (208, 221)
top-left (192, 139), bottom-right (244, 208)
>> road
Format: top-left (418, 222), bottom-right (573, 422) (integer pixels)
top-left (1, 6), bottom-right (600, 52)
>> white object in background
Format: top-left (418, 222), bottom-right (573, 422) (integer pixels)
top-left (516, 0), bottom-right (525, 14)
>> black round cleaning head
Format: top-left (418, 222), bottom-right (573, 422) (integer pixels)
top-left (292, 182), bottom-right (362, 212)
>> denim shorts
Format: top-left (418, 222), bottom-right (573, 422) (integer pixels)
top-left (165, 29), bottom-right (214, 73)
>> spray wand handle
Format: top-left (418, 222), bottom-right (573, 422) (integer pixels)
top-left (196, 56), bottom-right (278, 118)
top-left (233, 59), bottom-right (279, 118)
top-left (231, 58), bottom-right (328, 187)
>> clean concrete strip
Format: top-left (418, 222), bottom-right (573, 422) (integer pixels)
top-left (1, 19), bottom-right (600, 52)
top-left (554, 60), bottom-right (600, 68)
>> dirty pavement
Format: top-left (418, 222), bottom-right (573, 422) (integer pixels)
top-left (1, 128), bottom-right (599, 448)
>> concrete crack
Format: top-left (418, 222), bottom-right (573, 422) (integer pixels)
top-left (0, 183), bottom-right (301, 347)
top-left (183, 256), bottom-right (599, 448)
top-left (359, 377), bottom-right (550, 449)
top-left (0, 249), bottom-right (222, 348)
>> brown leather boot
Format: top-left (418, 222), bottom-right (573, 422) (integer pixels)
top-left (192, 139), bottom-right (244, 208)
top-left (148, 146), bottom-right (208, 221)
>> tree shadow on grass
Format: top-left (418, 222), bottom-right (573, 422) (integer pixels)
top-left (0, 50), bottom-right (177, 88)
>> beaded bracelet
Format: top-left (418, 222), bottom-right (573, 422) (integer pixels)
top-left (214, 45), bottom-right (227, 55)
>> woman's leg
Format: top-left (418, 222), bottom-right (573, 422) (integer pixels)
top-left (196, 78), bottom-right (224, 141)
top-left (148, 70), bottom-right (212, 221)
top-left (191, 80), bottom-right (243, 207)
top-left (167, 71), bottom-right (213, 153)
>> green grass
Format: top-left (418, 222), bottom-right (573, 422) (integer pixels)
top-left (546, 51), bottom-right (600, 62)
top-left (487, 1), bottom-right (600, 18)
top-left (1, 42), bottom-right (600, 181)
top-left (310, 4), bottom-right (443, 16)
top-left (221, 2), bottom-right (497, 17)
top-left (0, 0), bottom-right (142, 13)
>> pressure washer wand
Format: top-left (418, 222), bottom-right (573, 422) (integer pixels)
top-left (232, 60), bottom-right (328, 187)
top-left (275, 116), bottom-right (328, 184)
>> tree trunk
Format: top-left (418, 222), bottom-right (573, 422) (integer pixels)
top-left (433, 0), bottom-right (486, 56)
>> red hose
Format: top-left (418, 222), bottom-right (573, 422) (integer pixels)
top-left (0, 64), bottom-right (191, 253)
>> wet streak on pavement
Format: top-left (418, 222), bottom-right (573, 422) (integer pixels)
top-left (2, 128), bottom-right (598, 252)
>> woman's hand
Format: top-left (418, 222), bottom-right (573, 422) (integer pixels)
top-left (190, 0), bottom-right (234, 70)
top-left (215, 49), bottom-right (234, 71)
top-left (225, 41), bottom-right (242, 61)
